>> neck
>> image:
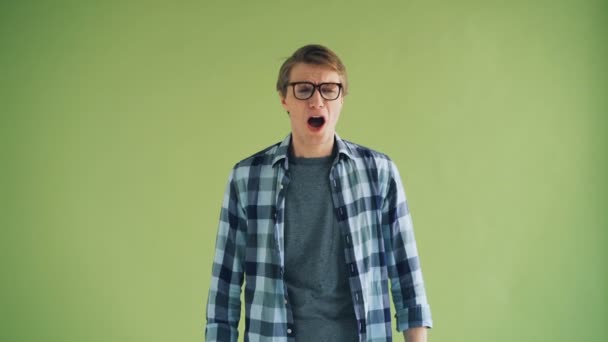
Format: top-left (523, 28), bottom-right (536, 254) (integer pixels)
top-left (291, 137), bottom-right (335, 158)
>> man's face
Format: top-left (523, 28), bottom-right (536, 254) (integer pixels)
top-left (280, 63), bottom-right (344, 157)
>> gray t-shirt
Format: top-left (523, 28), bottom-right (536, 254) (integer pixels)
top-left (284, 149), bottom-right (358, 342)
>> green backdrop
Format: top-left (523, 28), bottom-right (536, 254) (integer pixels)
top-left (2, 1), bottom-right (606, 341)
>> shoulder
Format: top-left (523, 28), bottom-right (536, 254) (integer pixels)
top-left (229, 140), bottom-right (283, 181)
top-left (338, 138), bottom-right (405, 195)
top-left (235, 142), bottom-right (280, 168)
top-left (340, 138), bottom-right (395, 171)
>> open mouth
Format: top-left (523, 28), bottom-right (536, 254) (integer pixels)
top-left (308, 116), bottom-right (326, 128)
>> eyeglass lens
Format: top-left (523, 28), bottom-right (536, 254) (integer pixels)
top-left (293, 83), bottom-right (341, 100)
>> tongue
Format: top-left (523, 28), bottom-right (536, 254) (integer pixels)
top-left (308, 117), bottom-right (325, 128)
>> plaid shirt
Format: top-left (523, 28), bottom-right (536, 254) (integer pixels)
top-left (206, 134), bottom-right (432, 342)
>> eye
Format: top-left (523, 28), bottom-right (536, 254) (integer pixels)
top-left (294, 84), bottom-right (314, 97)
top-left (296, 84), bottom-right (313, 92)
top-left (320, 84), bottom-right (339, 95)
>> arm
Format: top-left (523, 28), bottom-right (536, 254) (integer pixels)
top-left (205, 170), bottom-right (247, 342)
top-left (404, 327), bottom-right (427, 342)
top-left (382, 161), bottom-right (433, 333)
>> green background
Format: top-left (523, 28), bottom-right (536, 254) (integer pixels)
top-left (2, 1), bottom-right (606, 341)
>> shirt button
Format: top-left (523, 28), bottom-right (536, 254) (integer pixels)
top-left (287, 328), bottom-right (292, 334)
top-left (284, 299), bottom-right (288, 304)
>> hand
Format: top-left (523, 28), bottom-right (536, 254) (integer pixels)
top-left (404, 327), bottom-right (427, 342)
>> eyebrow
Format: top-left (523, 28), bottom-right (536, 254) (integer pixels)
top-left (290, 81), bottom-right (341, 84)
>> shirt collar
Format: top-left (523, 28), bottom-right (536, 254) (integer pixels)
top-left (272, 133), bottom-right (354, 168)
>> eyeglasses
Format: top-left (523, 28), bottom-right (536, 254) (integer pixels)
top-left (288, 82), bottom-right (343, 100)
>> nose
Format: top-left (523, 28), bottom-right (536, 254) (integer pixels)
top-left (308, 88), bottom-right (325, 108)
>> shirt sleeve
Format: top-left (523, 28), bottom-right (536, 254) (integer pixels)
top-left (382, 161), bottom-right (433, 331)
top-left (205, 169), bottom-right (247, 341)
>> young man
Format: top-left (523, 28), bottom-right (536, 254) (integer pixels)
top-left (206, 44), bottom-right (432, 341)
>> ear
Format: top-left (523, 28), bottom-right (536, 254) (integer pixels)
top-left (279, 91), bottom-right (289, 111)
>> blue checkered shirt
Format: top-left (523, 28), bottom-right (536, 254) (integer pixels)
top-left (205, 134), bottom-right (432, 341)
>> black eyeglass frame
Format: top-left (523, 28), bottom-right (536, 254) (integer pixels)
top-left (287, 82), bottom-right (343, 101)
